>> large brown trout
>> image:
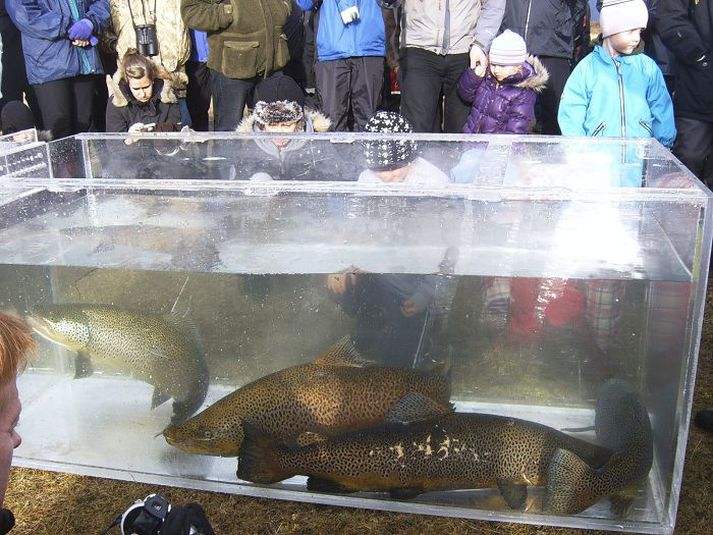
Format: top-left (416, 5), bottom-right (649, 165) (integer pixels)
top-left (163, 337), bottom-right (451, 456)
top-left (28, 304), bottom-right (209, 424)
top-left (238, 381), bottom-right (652, 514)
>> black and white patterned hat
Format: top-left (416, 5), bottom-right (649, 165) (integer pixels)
top-left (363, 111), bottom-right (418, 171)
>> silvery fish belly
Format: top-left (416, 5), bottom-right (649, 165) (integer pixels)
top-left (162, 337), bottom-right (451, 456)
top-left (238, 381), bottom-right (653, 515)
top-left (28, 303), bottom-right (209, 424)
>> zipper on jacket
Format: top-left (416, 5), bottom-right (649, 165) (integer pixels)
top-left (614, 59), bottom-right (627, 137)
top-left (524, 0), bottom-right (533, 42)
top-left (639, 119), bottom-right (653, 136)
top-left (592, 122), bottom-right (607, 137)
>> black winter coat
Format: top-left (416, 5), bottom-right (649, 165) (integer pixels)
top-left (500, 0), bottom-right (588, 60)
top-left (657, 0), bottom-right (713, 121)
top-left (105, 78), bottom-right (181, 132)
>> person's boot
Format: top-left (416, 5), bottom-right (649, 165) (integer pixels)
top-left (694, 408), bottom-right (713, 431)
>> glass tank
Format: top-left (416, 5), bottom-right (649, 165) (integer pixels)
top-left (1, 132), bottom-right (710, 534)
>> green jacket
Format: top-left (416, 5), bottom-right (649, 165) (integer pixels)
top-left (181, 0), bottom-right (291, 79)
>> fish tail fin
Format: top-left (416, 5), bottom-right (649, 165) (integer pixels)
top-left (545, 448), bottom-right (599, 514)
top-left (237, 424), bottom-right (294, 484)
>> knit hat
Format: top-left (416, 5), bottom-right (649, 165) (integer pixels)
top-left (252, 74), bottom-right (306, 126)
top-left (1, 101), bottom-right (35, 134)
top-left (599, 0), bottom-right (648, 38)
top-left (363, 111), bottom-right (418, 171)
top-left (489, 30), bottom-right (527, 66)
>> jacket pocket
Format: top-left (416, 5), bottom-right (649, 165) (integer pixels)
top-left (591, 122), bottom-right (607, 137)
top-left (222, 40), bottom-right (260, 79)
top-left (274, 32), bottom-right (289, 71)
top-left (638, 119), bottom-right (653, 136)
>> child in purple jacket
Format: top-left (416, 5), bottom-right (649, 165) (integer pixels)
top-left (458, 29), bottom-right (549, 134)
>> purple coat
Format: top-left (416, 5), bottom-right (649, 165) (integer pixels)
top-left (458, 57), bottom-right (549, 134)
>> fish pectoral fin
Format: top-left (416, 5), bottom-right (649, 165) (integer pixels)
top-left (496, 479), bottom-right (528, 510)
top-left (313, 335), bottom-right (374, 368)
top-left (389, 487), bottom-right (422, 500)
top-left (306, 477), bottom-right (355, 494)
top-left (297, 431), bottom-right (328, 447)
top-left (384, 392), bottom-right (454, 425)
top-left (608, 488), bottom-right (637, 517)
top-left (74, 352), bottom-right (94, 379)
top-left (151, 387), bottom-right (171, 409)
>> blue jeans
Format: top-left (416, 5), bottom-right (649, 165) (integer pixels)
top-left (210, 68), bottom-right (259, 131)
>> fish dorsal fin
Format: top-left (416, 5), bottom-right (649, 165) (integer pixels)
top-left (297, 431), bottom-right (328, 447)
top-left (313, 336), bottom-right (372, 368)
top-left (384, 392), bottom-right (454, 425)
top-left (151, 387), bottom-right (171, 409)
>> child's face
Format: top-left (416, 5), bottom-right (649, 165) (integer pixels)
top-left (262, 121), bottom-right (301, 148)
top-left (489, 64), bottom-right (521, 82)
top-left (607, 28), bottom-right (643, 57)
top-left (375, 163), bottom-right (411, 182)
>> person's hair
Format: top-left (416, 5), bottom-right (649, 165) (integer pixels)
top-left (120, 49), bottom-right (168, 82)
top-left (0, 312), bottom-right (34, 385)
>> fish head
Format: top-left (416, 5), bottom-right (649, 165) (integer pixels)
top-left (162, 412), bottom-right (245, 457)
top-left (27, 305), bottom-right (91, 352)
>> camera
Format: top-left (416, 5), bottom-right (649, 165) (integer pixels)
top-left (135, 24), bottom-right (159, 57)
top-left (120, 494), bottom-right (170, 535)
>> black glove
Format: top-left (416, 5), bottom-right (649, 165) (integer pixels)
top-left (159, 503), bottom-right (215, 535)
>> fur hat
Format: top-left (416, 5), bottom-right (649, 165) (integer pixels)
top-left (599, 0), bottom-right (648, 38)
top-left (253, 100), bottom-right (304, 126)
top-left (363, 111), bottom-right (418, 171)
top-left (489, 30), bottom-right (527, 66)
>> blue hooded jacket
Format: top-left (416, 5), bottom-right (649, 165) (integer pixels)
top-left (296, 0), bottom-right (385, 61)
top-left (7, 0), bottom-right (110, 85)
top-left (558, 44), bottom-right (676, 147)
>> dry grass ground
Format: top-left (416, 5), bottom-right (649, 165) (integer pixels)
top-left (5, 284), bottom-right (713, 535)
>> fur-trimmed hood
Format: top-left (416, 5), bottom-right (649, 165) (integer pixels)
top-left (106, 71), bottom-right (178, 108)
top-left (513, 55), bottom-right (550, 92)
top-left (236, 108), bottom-right (331, 159)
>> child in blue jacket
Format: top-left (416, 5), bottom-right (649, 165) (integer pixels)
top-left (558, 0), bottom-right (676, 148)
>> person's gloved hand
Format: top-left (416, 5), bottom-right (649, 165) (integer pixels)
top-left (67, 18), bottom-right (94, 41)
top-left (159, 503), bottom-right (215, 535)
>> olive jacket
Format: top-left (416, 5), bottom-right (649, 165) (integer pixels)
top-left (180, 0), bottom-right (291, 79)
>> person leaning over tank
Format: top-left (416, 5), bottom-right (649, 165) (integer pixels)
top-left (357, 111), bottom-right (448, 185)
top-left (0, 312), bottom-right (35, 534)
top-left (105, 49), bottom-right (181, 135)
top-left (557, 0), bottom-right (676, 148)
top-left (235, 73), bottom-right (340, 181)
top-left (180, 0), bottom-right (291, 131)
top-left (458, 29), bottom-right (549, 135)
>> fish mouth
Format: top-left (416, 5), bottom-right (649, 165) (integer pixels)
top-left (162, 432), bottom-right (239, 456)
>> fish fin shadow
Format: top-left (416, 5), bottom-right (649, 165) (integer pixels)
top-left (74, 352), bottom-right (94, 379)
top-left (389, 487), bottom-right (423, 500)
top-left (497, 479), bottom-right (528, 510)
top-left (307, 477), bottom-right (356, 494)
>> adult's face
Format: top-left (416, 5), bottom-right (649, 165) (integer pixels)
top-left (128, 75), bottom-right (154, 103)
top-left (0, 379), bottom-right (21, 507)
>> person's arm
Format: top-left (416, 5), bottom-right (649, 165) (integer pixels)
top-left (166, 102), bottom-right (182, 127)
top-left (504, 90), bottom-right (537, 134)
top-left (472, 0), bottom-right (506, 51)
top-left (557, 63), bottom-right (588, 136)
top-left (295, 0), bottom-right (315, 10)
top-left (5, 0), bottom-right (70, 40)
top-left (83, 0), bottom-right (111, 34)
top-left (181, 0), bottom-right (233, 32)
top-left (105, 99), bottom-right (130, 132)
top-left (456, 66), bottom-right (484, 103)
top-left (647, 64), bottom-right (676, 147)
top-left (657, 0), bottom-right (709, 65)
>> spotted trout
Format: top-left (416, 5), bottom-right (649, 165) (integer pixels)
top-left (28, 304), bottom-right (209, 424)
top-left (163, 337), bottom-right (451, 456)
top-left (237, 382), bottom-right (650, 514)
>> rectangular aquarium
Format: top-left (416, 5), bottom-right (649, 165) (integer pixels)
top-left (1, 132), bottom-right (710, 534)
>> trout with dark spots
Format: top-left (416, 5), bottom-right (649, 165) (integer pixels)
top-left (238, 380), bottom-right (652, 515)
top-left (28, 304), bottom-right (209, 424)
top-left (163, 337), bottom-right (451, 456)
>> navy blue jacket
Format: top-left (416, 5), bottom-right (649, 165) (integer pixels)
top-left (6, 0), bottom-right (109, 85)
top-left (296, 0), bottom-right (385, 61)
